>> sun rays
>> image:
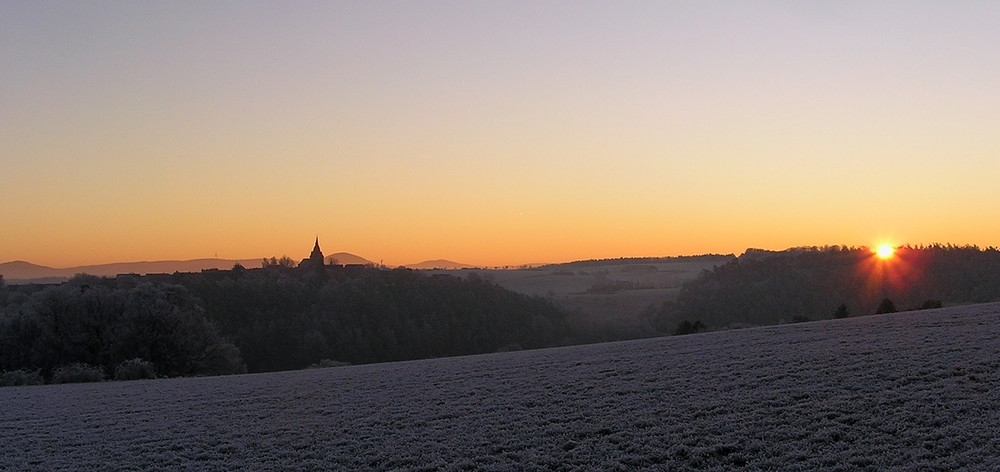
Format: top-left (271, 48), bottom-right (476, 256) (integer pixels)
top-left (876, 245), bottom-right (896, 260)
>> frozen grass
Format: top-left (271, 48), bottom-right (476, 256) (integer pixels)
top-left (2, 303), bottom-right (999, 471)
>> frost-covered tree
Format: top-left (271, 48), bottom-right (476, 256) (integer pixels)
top-left (0, 279), bottom-right (245, 380)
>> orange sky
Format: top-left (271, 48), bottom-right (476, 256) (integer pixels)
top-left (3, 3), bottom-right (999, 268)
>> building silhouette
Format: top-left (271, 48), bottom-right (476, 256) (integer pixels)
top-left (299, 237), bottom-right (325, 270)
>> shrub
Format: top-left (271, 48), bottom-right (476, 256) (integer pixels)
top-left (875, 298), bottom-right (897, 314)
top-left (51, 363), bottom-right (105, 384)
top-left (194, 342), bottom-right (247, 376)
top-left (674, 320), bottom-right (707, 336)
top-left (0, 369), bottom-right (44, 387)
top-left (114, 358), bottom-right (157, 381)
top-left (832, 303), bottom-right (850, 319)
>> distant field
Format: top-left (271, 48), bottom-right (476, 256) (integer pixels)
top-left (482, 259), bottom-right (726, 298)
top-left (2, 303), bottom-right (998, 470)
top-left (432, 257), bottom-right (729, 338)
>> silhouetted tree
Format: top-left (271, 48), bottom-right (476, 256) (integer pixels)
top-left (833, 303), bottom-right (850, 319)
top-left (262, 256), bottom-right (297, 269)
top-left (875, 298), bottom-right (897, 314)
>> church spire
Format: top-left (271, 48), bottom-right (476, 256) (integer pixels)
top-left (311, 237), bottom-right (323, 261)
top-left (302, 236), bottom-right (324, 269)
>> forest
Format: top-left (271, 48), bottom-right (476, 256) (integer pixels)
top-left (656, 245), bottom-right (1000, 330)
top-left (4, 244), bottom-right (1000, 385)
top-left (0, 265), bottom-right (570, 383)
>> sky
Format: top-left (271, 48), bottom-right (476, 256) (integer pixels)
top-left (3, 1), bottom-right (999, 268)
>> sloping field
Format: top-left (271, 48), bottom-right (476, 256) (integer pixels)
top-left (440, 258), bottom-right (724, 337)
top-left (2, 304), bottom-right (999, 471)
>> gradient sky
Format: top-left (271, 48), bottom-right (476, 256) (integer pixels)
top-left (3, 1), bottom-right (999, 268)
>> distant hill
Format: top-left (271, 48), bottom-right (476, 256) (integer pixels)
top-left (0, 253), bottom-right (381, 283)
top-left (403, 259), bottom-right (475, 270)
top-left (2, 253), bottom-right (729, 282)
top-left (542, 254), bottom-right (735, 269)
top-left (325, 252), bottom-right (375, 266)
top-left (0, 258), bottom-right (262, 283)
top-left (0, 261), bottom-right (59, 280)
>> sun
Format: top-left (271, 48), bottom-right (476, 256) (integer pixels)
top-left (875, 244), bottom-right (895, 259)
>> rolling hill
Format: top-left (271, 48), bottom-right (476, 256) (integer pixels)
top-left (0, 253), bottom-right (377, 283)
top-left (325, 252), bottom-right (375, 266)
top-left (0, 259), bottom-right (263, 282)
top-left (402, 259), bottom-right (476, 269)
top-left (428, 255), bottom-right (731, 341)
top-left (2, 303), bottom-right (997, 470)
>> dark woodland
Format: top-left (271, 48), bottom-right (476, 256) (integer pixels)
top-left (657, 245), bottom-right (1000, 330)
top-left (3, 244), bottom-right (1000, 384)
top-left (0, 265), bottom-right (569, 382)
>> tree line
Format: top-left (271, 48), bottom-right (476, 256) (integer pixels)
top-left (0, 277), bottom-right (244, 383)
top-left (545, 254), bottom-right (732, 269)
top-left (657, 245), bottom-right (1000, 331)
top-left (0, 266), bottom-right (571, 383)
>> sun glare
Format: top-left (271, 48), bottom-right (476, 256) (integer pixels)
top-left (876, 244), bottom-right (895, 259)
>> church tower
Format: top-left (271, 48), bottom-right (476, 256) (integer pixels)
top-left (300, 237), bottom-right (325, 270)
top-left (309, 237), bottom-right (324, 266)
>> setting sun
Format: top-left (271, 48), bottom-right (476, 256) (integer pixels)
top-left (876, 245), bottom-right (896, 259)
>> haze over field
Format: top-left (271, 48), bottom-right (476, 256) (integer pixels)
top-left (3, 2), bottom-right (1000, 267)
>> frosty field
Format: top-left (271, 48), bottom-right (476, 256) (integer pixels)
top-left (2, 303), bottom-right (999, 471)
